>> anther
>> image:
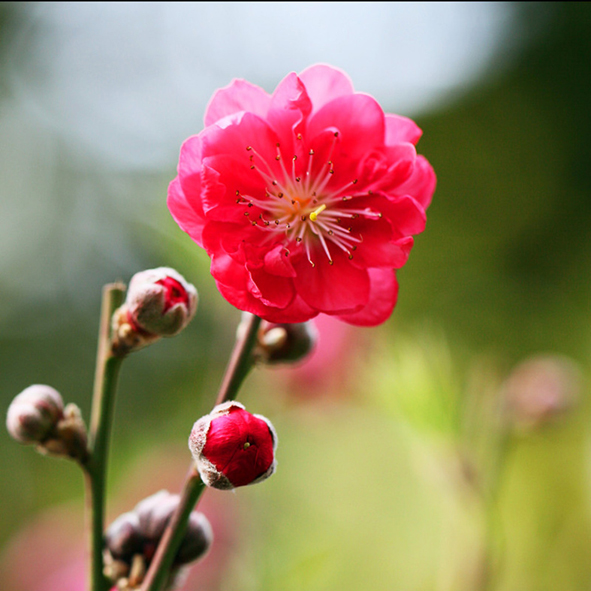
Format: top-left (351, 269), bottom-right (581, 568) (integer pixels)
top-left (329, 260), bottom-right (334, 266)
top-left (309, 149), bottom-right (315, 155)
top-left (296, 237), bottom-right (302, 243)
top-left (246, 146), bottom-right (252, 151)
top-left (295, 177), bottom-right (301, 182)
top-left (297, 134), bottom-right (302, 140)
top-left (244, 212), bottom-right (249, 216)
top-left (275, 155), bottom-right (280, 160)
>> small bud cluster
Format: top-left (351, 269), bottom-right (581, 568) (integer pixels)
top-left (104, 490), bottom-right (212, 589)
top-left (6, 385), bottom-right (87, 461)
top-left (112, 268), bottom-right (197, 355)
top-left (189, 401), bottom-right (277, 490)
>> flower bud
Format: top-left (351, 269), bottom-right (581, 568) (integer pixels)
top-left (189, 401), bottom-right (277, 490)
top-left (6, 385), bottom-right (64, 444)
top-left (502, 355), bottom-right (581, 431)
top-left (126, 267), bottom-right (197, 337)
top-left (255, 320), bottom-right (318, 365)
top-left (104, 511), bottom-right (143, 561)
top-left (134, 489), bottom-right (180, 541)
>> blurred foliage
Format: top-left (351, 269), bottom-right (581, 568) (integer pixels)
top-left (2, 3), bottom-right (591, 591)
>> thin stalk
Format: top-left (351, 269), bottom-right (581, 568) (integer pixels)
top-left (85, 283), bottom-right (126, 591)
top-left (215, 313), bottom-right (262, 405)
top-left (141, 313), bottom-right (262, 591)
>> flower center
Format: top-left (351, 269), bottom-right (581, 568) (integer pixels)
top-left (236, 134), bottom-right (382, 267)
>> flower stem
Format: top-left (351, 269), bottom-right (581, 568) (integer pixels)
top-left (215, 313), bottom-right (262, 405)
top-left (85, 283), bottom-right (126, 591)
top-left (140, 313), bottom-right (262, 591)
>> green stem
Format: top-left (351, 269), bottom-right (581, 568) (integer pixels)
top-left (85, 283), bottom-right (126, 591)
top-left (215, 313), bottom-right (262, 405)
top-left (141, 313), bottom-right (262, 591)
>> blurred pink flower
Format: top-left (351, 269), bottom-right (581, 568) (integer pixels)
top-left (273, 314), bottom-right (365, 397)
top-left (168, 64), bottom-right (435, 326)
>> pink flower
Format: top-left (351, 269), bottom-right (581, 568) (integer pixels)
top-left (168, 64), bottom-right (435, 326)
top-left (189, 402), bottom-right (277, 490)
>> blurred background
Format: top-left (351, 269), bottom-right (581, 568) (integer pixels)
top-left (1, 2), bottom-right (591, 590)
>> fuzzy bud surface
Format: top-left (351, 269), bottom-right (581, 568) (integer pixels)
top-left (6, 385), bottom-right (64, 444)
top-left (189, 401), bottom-right (277, 490)
top-left (126, 267), bottom-right (197, 337)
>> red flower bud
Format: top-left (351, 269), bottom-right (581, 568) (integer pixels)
top-left (6, 385), bottom-right (64, 444)
top-left (189, 402), bottom-right (277, 490)
top-left (126, 267), bottom-right (197, 337)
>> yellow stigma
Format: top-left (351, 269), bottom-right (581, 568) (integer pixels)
top-left (243, 442), bottom-right (251, 449)
top-left (309, 204), bottom-right (327, 222)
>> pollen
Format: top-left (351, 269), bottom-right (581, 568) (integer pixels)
top-left (236, 136), bottom-right (384, 267)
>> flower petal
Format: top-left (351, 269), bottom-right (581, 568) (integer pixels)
top-left (306, 93), bottom-right (385, 163)
top-left (293, 249), bottom-right (370, 314)
top-left (393, 155), bottom-right (437, 210)
top-left (385, 114), bottom-right (423, 146)
top-left (246, 264), bottom-right (295, 309)
top-left (267, 72), bottom-right (312, 147)
top-left (299, 64), bottom-right (355, 113)
top-left (204, 79), bottom-right (271, 127)
top-left (336, 268), bottom-right (399, 326)
top-left (167, 177), bottom-right (206, 245)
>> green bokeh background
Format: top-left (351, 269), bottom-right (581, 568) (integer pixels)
top-left (1, 3), bottom-right (591, 590)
